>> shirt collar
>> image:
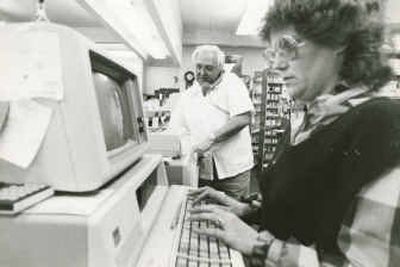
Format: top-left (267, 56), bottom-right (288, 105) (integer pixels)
top-left (292, 86), bottom-right (374, 145)
top-left (307, 86), bottom-right (370, 117)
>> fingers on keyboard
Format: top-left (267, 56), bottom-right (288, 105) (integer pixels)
top-left (176, 194), bottom-right (233, 267)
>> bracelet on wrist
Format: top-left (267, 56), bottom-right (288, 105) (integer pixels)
top-left (241, 192), bottom-right (260, 204)
top-left (267, 238), bottom-right (284, 263)
top-left (241, 193), bottom-right (261, 211)
top-left (249, 234), bottom-right (275, 267)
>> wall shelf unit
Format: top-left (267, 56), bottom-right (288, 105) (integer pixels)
top-left (251, 69), bottom-right (291, 171)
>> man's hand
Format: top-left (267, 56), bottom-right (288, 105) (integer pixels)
top-left (192, 133), bottom-right (216, 154)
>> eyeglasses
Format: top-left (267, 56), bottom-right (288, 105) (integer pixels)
top-left (263, 35), bottom-right (305, 64)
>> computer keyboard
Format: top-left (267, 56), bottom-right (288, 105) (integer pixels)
top-left (175, 195), bottom-right (233, 267)
top-left (0, 182), bottom-right (53, 214)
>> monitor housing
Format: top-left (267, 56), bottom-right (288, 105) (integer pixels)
top-left (0, 23), bottom-right (148, 192)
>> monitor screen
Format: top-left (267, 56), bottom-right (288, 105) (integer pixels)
top-left (90, 51), bottom-right (140, 152)
top-left (92, 72), bottom-right (134, 151)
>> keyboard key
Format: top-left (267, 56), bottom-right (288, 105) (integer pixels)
top-left (179, 241), bottom-right (189, 253)
top-left (219, 245), bottom-right (229, 259)
top-left (209, 237), bottom-right (219, 258)
top-left (188, 260), bottom-right (198, 267)
top-left (199, 235), bottom-right (208, 258)
top-left (175, 194), bottom-right (234, 267)
top-left (175, 256), bottom-right (187, 267)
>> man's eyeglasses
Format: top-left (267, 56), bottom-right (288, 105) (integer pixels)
top-left (263, 35), bottom-right (305, 64)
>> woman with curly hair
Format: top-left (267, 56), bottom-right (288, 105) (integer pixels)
top-left (188, 0), bottom-right (400, 266)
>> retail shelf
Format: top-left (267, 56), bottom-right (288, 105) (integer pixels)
top-left (250, 69), bottom-right (291, 172)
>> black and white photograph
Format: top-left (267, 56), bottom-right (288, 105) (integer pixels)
top-left (0, 0), bottom-right (400, 266)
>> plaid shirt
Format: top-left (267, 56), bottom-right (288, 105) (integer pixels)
top-left (252, 89), bottom-right (400, 266)
top-left (252, 165), bottom-right (400, 266)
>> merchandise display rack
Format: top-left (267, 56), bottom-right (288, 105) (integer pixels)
top-left (251, 69), bottom-right (291, 171)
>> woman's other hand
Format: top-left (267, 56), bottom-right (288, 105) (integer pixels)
top-left (189, 205), bottom-right (260, 255)
top-left (188, 186), bottom-right (251, 217)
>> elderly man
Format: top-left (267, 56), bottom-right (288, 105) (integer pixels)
top-left (170, 45), bottom-right (254, 199)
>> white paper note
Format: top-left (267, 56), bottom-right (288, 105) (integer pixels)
top-left (0, 31), bottom-right (64, 101)
top-left (0, 99), bottom-right (52, 168)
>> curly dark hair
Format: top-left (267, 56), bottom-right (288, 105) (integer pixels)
top-left (260, 0), bottom-right (393, 90)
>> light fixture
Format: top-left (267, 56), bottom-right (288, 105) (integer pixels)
top-left (110, 0), bottom-right (169, 59)
top-left (236, 0), bottom-right (273, 35)
top-left (78, 0), bottom-right (169, 59)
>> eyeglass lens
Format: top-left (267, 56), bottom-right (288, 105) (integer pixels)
top-left (264, 35), bottom-right (302, 62)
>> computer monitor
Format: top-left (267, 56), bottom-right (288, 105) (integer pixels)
top-left (0, 23), bottom-right (148, 192)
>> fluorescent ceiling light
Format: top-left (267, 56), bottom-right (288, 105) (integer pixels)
top-left (236, 0), bottom-right (273, 35)
top-left (108, 0), bottom-right (169, 59)
top-left (80, 0), bottom-right (169, 59)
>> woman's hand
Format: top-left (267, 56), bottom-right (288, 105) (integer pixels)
top-left (189, 205), bottom-right (260, 255)
top-left (188, 186), bottom-right (251, 217)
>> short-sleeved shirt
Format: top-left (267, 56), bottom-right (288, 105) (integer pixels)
top-left (170, 72), bottom-right (254, 179)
